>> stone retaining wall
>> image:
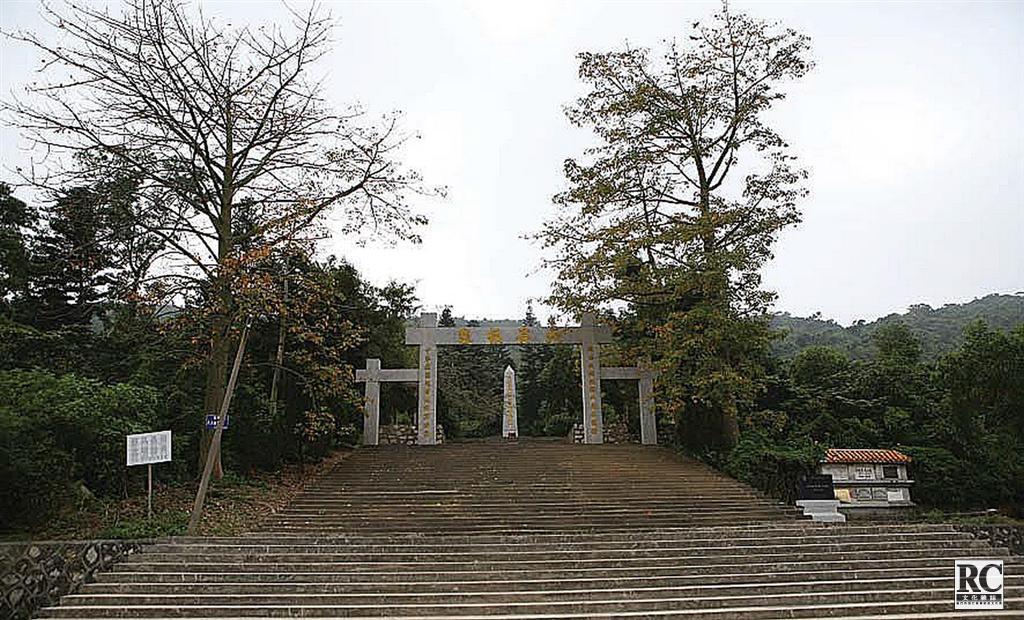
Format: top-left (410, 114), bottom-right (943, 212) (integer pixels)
top-left (1, 539), bottom-right (148, 620)
top-left (378, 423), bottom-right (446, 445)
top-left (955, 524), bottom-right (1024, 556)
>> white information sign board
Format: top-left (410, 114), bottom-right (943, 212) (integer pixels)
top-left (126, 431), bottom-right (172, 466)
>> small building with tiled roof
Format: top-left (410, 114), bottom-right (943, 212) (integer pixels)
top-left (825, 448), bottom-right (912, 464)
top-left (819, 448), bottom-right (914, 516)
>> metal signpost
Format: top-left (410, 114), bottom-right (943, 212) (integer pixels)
top-left (126, 430), bottom-right (172, 519)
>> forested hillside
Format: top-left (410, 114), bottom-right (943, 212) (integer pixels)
top-left (772, 294), bottom-right (1024, 359)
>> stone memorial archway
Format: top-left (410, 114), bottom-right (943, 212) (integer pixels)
top-left (355, 312), bottom-right (658, 446)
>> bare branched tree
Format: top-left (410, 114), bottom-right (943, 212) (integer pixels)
top-left (3, 0), bottom-right (436, 474)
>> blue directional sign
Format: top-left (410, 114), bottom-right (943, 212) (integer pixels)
top-left (204, 415), bottom-right (230, 430)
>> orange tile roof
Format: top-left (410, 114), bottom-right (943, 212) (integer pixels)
top-left (824, 448), bottom-right (912, 464)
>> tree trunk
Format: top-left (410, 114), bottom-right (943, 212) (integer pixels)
top-left (199, 311), bottom-right (231, 479)
top-left (198, 100), bottom-right (235, 479)
top-left (721, 409), bottom-right (740, 448)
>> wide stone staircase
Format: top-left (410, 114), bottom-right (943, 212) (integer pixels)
top-left (39, 441), bottom-right (1023, 618)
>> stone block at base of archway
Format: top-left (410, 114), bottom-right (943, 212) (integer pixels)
top-left (377, 424), bottom-right (446, 445)
top-left (570, 421), bottom-right (633, 444)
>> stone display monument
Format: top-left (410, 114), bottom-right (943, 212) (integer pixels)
top-left (502, 365), bottom-right (519, 439)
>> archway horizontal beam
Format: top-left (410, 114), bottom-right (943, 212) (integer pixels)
top-left (405, 325), bottom-right (612, 346)
top-left (601, 367), bottom-right (643, 381)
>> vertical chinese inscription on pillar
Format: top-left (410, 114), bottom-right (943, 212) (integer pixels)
top-left (586, 345), bottom-right (598, 437)
top-left (419, 343), bottom-right (437, 445)
top-left (412, 313), bottom-right (439, 446)
top-left (639, 371), bottom-right (656, 445)
top-left (579, 331), bottom-right (604, 444)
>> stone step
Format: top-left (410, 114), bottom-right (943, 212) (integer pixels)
top-left (61, 577), bottom-right (1024, 606)
top-left (36, 591), bottom-right (1024, 617)
top-left (274, 500), bottom-right (791, 509)
top-left (296, 492), bottom-right (775, 501)
top-left (34, 607), bottom-right (1024, 620)
top-left (261, 512), bottom-right (799, 524)
top-left (260, 526), bottom-right (993, 539)
top-left (76, 574), bottom-right (1024, 598)
top-left (107, 555), bottom-right (1017, 577)
top-left (304, 483), bottom-right (764, 491)
top-left (304, 487), bottom-right (765, 494)
top-left (145, 532), bottom-right (977, 554)
top-left (327, 473), bottom-right (743, 479)
top-left (284, 497), bottom-right (779, 506)
top-left (270, 503), bottom-right (791, 513)
top-left (88, 563), bottom-right (1011, 586)
top-left (81, 573), bottom-right (1024, 596)
top-left (254, 524), bottom-right (801, 536)
top-left (224, 524), bottom-right (958, 545)
top-left (811, 610), bottom-right (1019, 614)
top-left (256, 521), bottom-right (803, 532)
top-left (120, 540), bottom-right (995, 564)
top-left (280, 500), bottom-right (783, 510)
top-left (261, 511), bottom-right (798, 523)
top-left (248, 525), bottom-right (950, 537)
top-left (261, 513), bottom-right (797, 522)
top-left (229, 522), bottom-right (959, 540)
top-left (114, 556), bottom-right (998, 578)
top-left (256, 522), bottom-right (802, 533)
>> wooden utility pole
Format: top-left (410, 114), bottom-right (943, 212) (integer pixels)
top-left (187, 320), bottom-right (251, 536)
top-left (269, 277), bottom-right (288, 418)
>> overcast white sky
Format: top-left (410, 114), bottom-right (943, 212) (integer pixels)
top-left (2, 0), bottom-right (1022, 324)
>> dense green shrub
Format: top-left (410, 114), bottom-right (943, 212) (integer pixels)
top-left (0, 369), bottom-right (160, 527)
top-left (723, 430), bottom-right (823, 503)
top-left (901, 446), bottom-right (972, 508)
top-left (903, 443), bottom-right (1024, 514)
top-left (0, 413), bottom-right (74, 521)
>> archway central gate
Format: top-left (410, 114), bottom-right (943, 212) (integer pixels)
top-left (356, 312), bottom-right (657, 446)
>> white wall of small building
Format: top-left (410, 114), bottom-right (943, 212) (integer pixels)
top-left (820, 462), bottom-right (913, 506)
top-left (821, 462), bottom-right (908, 481)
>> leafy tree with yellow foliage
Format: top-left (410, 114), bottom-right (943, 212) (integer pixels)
top-left (538, 5), bottom-right (813, 448)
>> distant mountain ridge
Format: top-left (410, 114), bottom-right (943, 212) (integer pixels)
top-left (771, 293), bottom-right (1024, 359)
top-left (413, 295), bottom-right (1024, 361)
